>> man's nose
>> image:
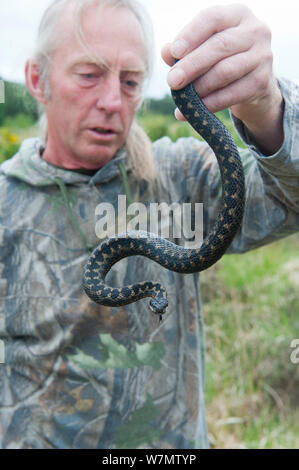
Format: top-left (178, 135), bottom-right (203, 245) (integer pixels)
top-left (95, 75), bottom-right (122, 114)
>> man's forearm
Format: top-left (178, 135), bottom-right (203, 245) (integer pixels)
top-left (231, 81), bottom-right (285, 156)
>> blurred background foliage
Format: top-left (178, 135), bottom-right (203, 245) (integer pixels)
top-left (0, 80), bottom-right (38, 127)
top-left (0, 79), bottom-right (298, 449)
top-left (0, 80), bottom-right (38, 163)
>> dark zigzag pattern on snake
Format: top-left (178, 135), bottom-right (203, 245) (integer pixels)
top-left (83, 81), bottom-right (246, 319)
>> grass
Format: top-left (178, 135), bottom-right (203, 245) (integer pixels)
top-left (201, 233), bottom-right (299, 448)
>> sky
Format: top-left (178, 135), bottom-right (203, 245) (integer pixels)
top-left (1, 0), bottom-right (299, 97)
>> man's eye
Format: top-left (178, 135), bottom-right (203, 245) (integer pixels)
top-left (125, 80), bottom-right (138, 88)
top-left (122, 79), bottom-right (141, 96)
top-left (80, 73), bottom-right (96, 79)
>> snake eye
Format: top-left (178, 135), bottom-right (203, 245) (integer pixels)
top-left (149, 297), bottom-right (168, 317)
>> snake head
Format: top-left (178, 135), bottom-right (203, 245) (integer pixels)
top-left (149, 296), bottom-right (168, 321)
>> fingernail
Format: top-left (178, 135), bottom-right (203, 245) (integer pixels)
top-left (168, 67), bottom-right (185, 88)
top-left (171, 39), bottom-right (188, 58)
top-left (174, 108), bottom-right (183, 121)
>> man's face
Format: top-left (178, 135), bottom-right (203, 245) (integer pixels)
top-left (44, 4), bottom-right (146, 169)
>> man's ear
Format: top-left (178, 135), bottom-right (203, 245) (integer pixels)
top-left (25, 59), bottom-right (48, 105)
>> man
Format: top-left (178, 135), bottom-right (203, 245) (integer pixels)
top-left (0, 0), bottom-right (298, 449)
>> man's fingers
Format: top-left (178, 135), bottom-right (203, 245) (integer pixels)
top-left (199, 66), bottom-right (273, 114)
top-left (194, 48), bottom-right (262, 99)
top-left (170, 4), bottom-right (248, 59)
top-left (161, 43), bottom-right (175, 67)
top-left (167, 26), bottom-right (254, 90)
top-left (173, 59), bottom-right (274, 120)
top-left (163, 3), bottom-right (275, 122)
top-left (162, 4), bottom-right (249, 69)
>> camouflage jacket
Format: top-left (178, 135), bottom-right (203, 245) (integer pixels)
top-left (0, 78), bottom-right (298, 449)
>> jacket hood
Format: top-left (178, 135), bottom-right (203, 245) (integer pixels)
top-left (0, 137), bottom-right (128, 186)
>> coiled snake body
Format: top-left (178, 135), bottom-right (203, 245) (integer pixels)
top-left (83, 81), bottom-right (245, 320)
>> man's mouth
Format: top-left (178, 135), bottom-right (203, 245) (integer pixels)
top-left (93, 127), bottom-right (115, 135)
top-left (88, 127), bottom-right (118, 140)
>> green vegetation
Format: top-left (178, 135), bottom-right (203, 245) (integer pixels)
top-left (201, 234), bottom-right (299, 448)
top-left (0, 127), bottom-right (20, 164)
top-left (0, 80), bottom-right (38, 127)
top-left (0, 80), bottom-right (39, 162)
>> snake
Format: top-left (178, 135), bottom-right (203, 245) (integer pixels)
top-left (82, 73), bottom-right (246, 321)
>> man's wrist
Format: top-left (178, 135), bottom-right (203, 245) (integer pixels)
top-left (231, 80), bottom-right (284, 156)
